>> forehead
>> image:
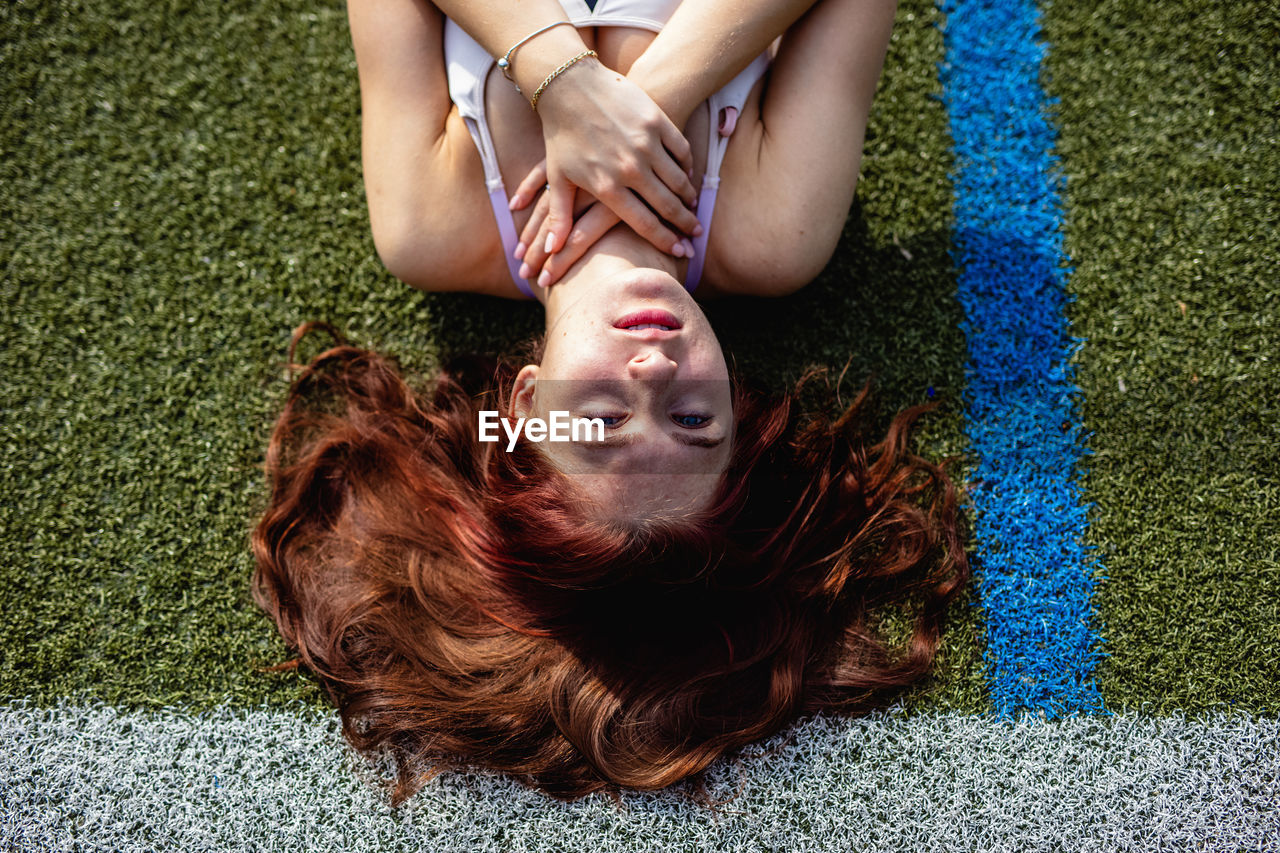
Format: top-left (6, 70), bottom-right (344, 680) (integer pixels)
top-left (562, 472), bottom-right (725, 519)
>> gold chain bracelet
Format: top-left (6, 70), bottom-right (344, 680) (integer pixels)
top-left (530, 49), bottom-right (597, 112)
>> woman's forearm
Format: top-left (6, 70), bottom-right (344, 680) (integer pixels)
top-left (436, 0), bottom-right (819, 122)
top-left (626, 0), bottom-right (821, 126)
top-left (429, 0), bottom-right (591, 97)
top-left (423, 0), bottom-right (702, 263)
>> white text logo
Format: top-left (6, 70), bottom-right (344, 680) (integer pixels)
top-left (478, 411), bottom-right (606, 452)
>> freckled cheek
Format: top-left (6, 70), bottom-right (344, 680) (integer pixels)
top-left (569, 349), bottom-right (627, 380)
top-left (689, 346), bottom-right (730, 380)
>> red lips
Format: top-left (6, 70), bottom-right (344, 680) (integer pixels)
top-left (613, 310), bottom-right (682, 330)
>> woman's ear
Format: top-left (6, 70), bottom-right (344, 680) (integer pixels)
top-left (511, 364), bottom-right (539, 418)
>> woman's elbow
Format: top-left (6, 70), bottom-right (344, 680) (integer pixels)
top-left (369, 210), bottom-right (448, 291)
top-left (715, 239), bottom-right (833, 297)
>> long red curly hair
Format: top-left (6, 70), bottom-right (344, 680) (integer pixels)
top-left (252, 322), bottom-right (967, 803)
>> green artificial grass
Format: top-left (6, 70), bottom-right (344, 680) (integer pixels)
top-left (1, 0), bottom-right (984, 713)
top-left (1045, 0), bottom-right (1280, 711)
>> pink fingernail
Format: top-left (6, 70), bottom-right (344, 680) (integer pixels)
top-left (508, 195), bottom-right (520, 210)
top-left (692, 223), bottom-right (704, 237)
top-left (544, 233), bottom-right (555, 254)
top-left (537, 270), bottom-right (551, 288)
top-left (514, 241), bottom-right (527, 260)
top-left (683, 238), bottom-right (695, 257)
top-left (671, 241), bottom-right (685, 258)
top-left (519, 262), bottom-right (531, 279)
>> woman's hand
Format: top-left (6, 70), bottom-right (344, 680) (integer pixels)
top-left (530, 58), bottom-right (702, 268)
top-left (509, 164), bottom-right (697, 288)
top-left (510, 161), bottom-right (645, 287)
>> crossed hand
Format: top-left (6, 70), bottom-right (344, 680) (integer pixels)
top-left (504, 59), bottom-right (701, 288)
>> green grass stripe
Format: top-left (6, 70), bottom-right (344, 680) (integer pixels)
top-left (1043, 0), bottom-right (1280, 711)
top-left (1, 0), bottom-right (982, 712)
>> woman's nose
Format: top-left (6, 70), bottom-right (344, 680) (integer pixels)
top-left (627, 350), bottom-right (678, 381)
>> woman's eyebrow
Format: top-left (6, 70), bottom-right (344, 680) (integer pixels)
top-left (672, 432), bottom-right (726, 449)
top-left (577, 433), bottom-right (639, 450)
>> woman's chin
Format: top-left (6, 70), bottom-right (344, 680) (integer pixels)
top-left (608, 266), bottom-right (686, 299)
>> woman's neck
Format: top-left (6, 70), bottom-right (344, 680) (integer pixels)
top-left (538, 228), bottom-right (684, 325)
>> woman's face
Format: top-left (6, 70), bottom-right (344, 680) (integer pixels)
top-left (514, 257), bottom-right (733, 519)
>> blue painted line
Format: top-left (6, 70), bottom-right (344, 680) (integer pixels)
top-left (938, 0), bottom-right (1105, 716)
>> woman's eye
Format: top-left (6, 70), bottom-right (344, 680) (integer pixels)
top-left (672, 414), bottom-right (712, 428)
top-left (583, 414), bottom-right (624, 426)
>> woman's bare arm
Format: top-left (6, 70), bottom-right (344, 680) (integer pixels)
top-left (625, 0), bottom-right (820, 128)
top-left (701, 0), bottom-right (897, 296)
top-left (515, 0), bottom-right (837, 285)
top-left (349, 0), bottom-right (514, 293)
top-left (350, 0), bottom-right (705, 293)
top-left (429, 1), bottom-right (702, 258)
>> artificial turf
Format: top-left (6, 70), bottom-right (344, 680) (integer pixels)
top-left (2, 0), bottom-right (1276, 726)
top-left (1, 0), bottom-right (986, 713)
top-left (1044, 0), bottom-right (1280, 712)
top-left (5, 0), bottom-right (1280, 846)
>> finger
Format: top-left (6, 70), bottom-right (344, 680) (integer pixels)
top-left (519, 207), bottom-right (557, 281)
top-left (519, 176), bottom-right (571, 278)
top-left (508, 160), bottom-right (548, 211)
top-left (516, 189), bottom-right (552, 262)
top-left (658, 119), bottom-right (694, 178)
top-left (599, 185), bottom-right (689, 260)
top-left (650, 142), bottom-right (699, 209)
top-left (539, 205), bottom-right (622, 287)
top-left (543, 179), bottom-right (576, 255)
top-left (633, 169), bottom-right (702, 237)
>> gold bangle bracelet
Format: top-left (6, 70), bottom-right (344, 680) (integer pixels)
top-left (530, 49), bottom-right (597, 112)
